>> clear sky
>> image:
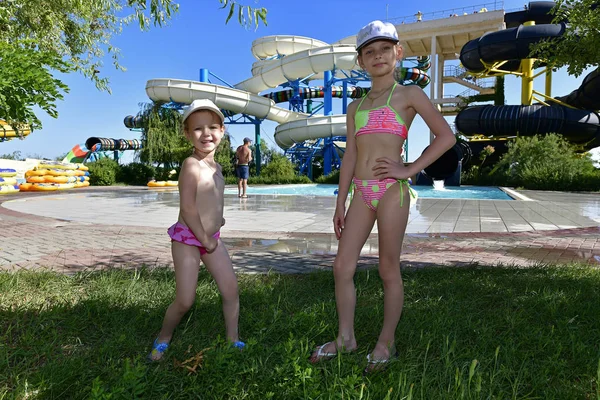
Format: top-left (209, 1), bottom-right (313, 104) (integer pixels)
top-left (2, 0), bottom-right (597, 163)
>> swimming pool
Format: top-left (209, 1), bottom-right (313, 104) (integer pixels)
top-left (225, 184), bottom-right (513, 200)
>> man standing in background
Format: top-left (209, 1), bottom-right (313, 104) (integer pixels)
top-left (235, 137), bottom-right (252, 198)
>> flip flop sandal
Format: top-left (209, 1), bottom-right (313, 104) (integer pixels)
top-left (363, 351), bottom-right (398, 375)
top-left (147, 339), bottom-right (169, 362)
top-left (309, 342), bottom-right (338, 363)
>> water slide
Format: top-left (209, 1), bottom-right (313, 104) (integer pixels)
top-left (135, 35), bottom-right (430, 150)
top-left (455, 1), bottom-right (600, 150)
top-left (63, 137), bottom-right (142, 163)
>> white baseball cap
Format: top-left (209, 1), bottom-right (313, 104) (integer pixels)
top-left (182, 99), bottom-right (225, 125)
top-left (356, 20), bottom-right (399, 52)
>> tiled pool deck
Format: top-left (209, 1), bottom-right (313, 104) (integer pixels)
top-left (1, 186), bottom-right (599, 273)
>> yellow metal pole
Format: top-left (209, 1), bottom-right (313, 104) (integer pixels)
top-left (521, 21), bottom-right (535, 105)
top-left (545, 67), bottom-right (552, 97)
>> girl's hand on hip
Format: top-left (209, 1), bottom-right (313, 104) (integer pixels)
top-left (373, 157), bottom-right (411, 180)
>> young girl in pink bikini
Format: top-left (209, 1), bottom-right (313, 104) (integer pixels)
top-left (309, 20), bottom-right (456, 373)
top-left (149, 99), bottom-right (244, 361)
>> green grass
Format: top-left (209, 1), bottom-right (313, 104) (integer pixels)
top-left (1, 265), bottom-right (600, 399)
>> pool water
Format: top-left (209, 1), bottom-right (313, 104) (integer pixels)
top-left (225, 184), bottom-right (513, 200)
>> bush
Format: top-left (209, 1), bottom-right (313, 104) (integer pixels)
top-left (117, 162), bottom-right (155, 185)
top-left (260, 153), bottom-right (296, 179)
top-left (463, 134), bottom-right (600, 191)
top-left (87, 158), bottom-right (119, 186)
top-left (315, 170), bottom-right (340, 184)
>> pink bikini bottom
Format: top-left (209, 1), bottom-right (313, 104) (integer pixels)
top-left (167, 222), bottom-right (220, 255)
top-left (352, 178), bottom-right (417, 211)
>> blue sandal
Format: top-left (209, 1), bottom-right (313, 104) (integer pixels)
top-left (232, 341), bottom-right (246, 350)
top-left (147, 339), bottom-right (169, 361)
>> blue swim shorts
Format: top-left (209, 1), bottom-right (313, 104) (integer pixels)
top-left (236, 165), bottom-right (249, 180)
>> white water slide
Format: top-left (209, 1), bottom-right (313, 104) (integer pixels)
top-left (145, 35), bottom-right (359, 149)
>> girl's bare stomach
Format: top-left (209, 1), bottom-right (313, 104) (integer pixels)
top-left (354, 137), bottom-right (405, 180)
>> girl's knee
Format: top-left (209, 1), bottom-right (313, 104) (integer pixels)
top-left (333, 257), bottom-right (356, 282)
top-left (174, 294), bottom-right (196, 312)
top-left (378, 258), bottom-right (401, 283)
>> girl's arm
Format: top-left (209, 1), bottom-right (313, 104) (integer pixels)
top-left (178, 158), bottom-right (210, 244)
top-left (404, 86), bottom-right (456, 176)
top-left (336, 101), bottom-right (359, 208)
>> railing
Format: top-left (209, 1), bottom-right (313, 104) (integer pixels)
top-left (386, 1), bottom-right (504, 24)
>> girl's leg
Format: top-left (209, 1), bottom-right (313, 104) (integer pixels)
top-left (370, 183), bottom-right (410, 362)
top-left (200, 239), bottom-right (240, 343)
top-left (151, 241), bottom-right (201, 360)
top-left (310, 196), bottom-right (376, 361)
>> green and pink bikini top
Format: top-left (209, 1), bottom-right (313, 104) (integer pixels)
top-left (355, 82), bottom-right (408, 140)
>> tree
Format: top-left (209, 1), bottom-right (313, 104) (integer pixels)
top-left (137, 102), bottom-right (190, 168)
top-left (0, 1), bottom-right (268, 130)
top-left (530, 0), bottom-right (600, 76)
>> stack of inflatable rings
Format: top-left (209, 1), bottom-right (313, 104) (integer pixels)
top-left (0, 168), bottom-right (20, 194)
top-left (20, 162), bottom-right (91, 192)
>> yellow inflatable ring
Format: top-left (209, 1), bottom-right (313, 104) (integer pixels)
top-left (0, 177), bottom-right (18, 186)
top-left (165, 181), bottom-right (178, 187)
top-left (0, 168), bottom-right (17, 177)
top-left (25, 169), bottom-right (49, 177)
top-left (147, 180), bottom-right (166, 187)
top-left (0, 185), bottom-right (19, 194)
top-left (38, 161), bottom-right (77, 170)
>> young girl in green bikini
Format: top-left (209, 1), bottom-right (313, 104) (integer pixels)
top-left (309, 20), bottom-right (456, 373)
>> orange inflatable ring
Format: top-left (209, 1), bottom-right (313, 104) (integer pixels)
top-left (29, 183), bottom-right (60, 191)
top-left (43, 175), bottom-right (71, 184)
top-left (19, 183), bottom-right (33, 191)
top-left (26, 176), bottom-right (46, 183)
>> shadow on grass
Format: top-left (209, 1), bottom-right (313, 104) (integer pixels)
top-left (1, 264), bottom-right (600, 399)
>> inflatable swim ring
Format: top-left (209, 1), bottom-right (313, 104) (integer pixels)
top-left (0, 168), bottom-right (17, 177)
top-left (25, 169), bottom-right (49, 177)
top-left (38, 161), bottom-right (77, 170)
top-left (26, 176), bottom-right (46, 183)
top-left (0, 177), bottom-right (18, 186)
top-left (0, 184), bottom-right (19, 194)
top-left (147, 180), bottom-right (166, 187)
top-left (165, 180), bottom-right (178, 187)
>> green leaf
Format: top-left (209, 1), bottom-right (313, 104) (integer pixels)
top-left (225, 3), bottom-right (235, 24)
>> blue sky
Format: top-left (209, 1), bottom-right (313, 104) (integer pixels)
top-left (2, 0), bottom-right (597, 163)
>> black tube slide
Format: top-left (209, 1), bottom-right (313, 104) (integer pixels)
top-left (422, 143), bottom-right (473, 180)
top-left (455, 105), bottom-right (600, 148)
top-left (504, 1), bottom-right (559, 28)
top-left (460, 23), bottom-right (565, 72)
top-left (554, 68), bottom-right (600, 111)
top-left (85, 137), bottom-right (143, 151)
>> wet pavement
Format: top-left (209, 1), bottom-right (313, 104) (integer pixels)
top-left (1, 186), bottom-right (599, 273)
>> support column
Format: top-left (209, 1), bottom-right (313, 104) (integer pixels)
top-left (545, 67), bottom-right (552, 98)
top-left (437, 55), bottom-right (445, 101)
top-left (521, 21), bottom-right (535, 105)
top-left (199, 68), bottom-right (209, 82)
top-left (429, 36), bottom-right (437, 143)
top-left (254, 122), bottom-right (261, 176)
top-left (323, 70), bottom-right (334, 175)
